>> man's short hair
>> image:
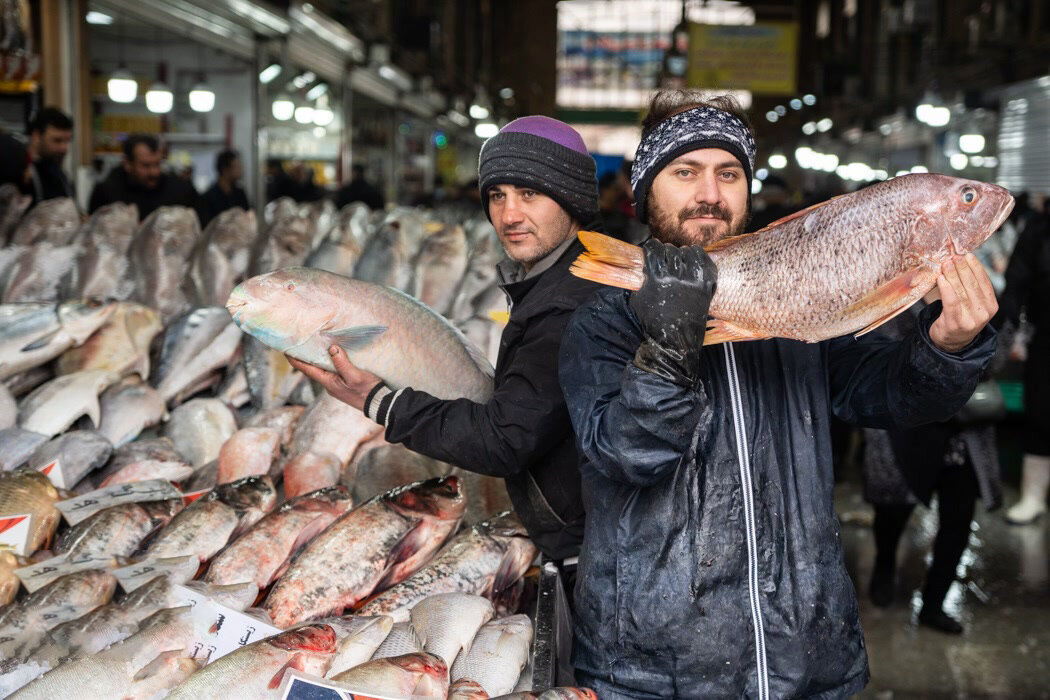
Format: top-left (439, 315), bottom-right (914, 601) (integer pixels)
top-left (123, 133), bottom-right (160, 161)
top-left (216, 149), bottom-right (239, 175)
top-left (641, 90), bottom-right (753, 140)
top-left (28, 107), bottom-right (73, 135)
top-left (351, 163), bottom-right (366, 178)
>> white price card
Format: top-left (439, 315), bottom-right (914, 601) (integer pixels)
top-left (0, 514), bottom-right (33, 556)
top-left (174, 583), bottom-right (280, 664)
top-left (56, 479), bottom-right (182, 525)
top-left (36, 458), bottom-right (71, 489)
top-left (113, 555), bottom-right (199, 593)
top-left (279, 671), bottom-right (411, 700)
top-left (14, 554), bottom-right (116, 592)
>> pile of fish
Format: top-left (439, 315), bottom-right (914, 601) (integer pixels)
top-left (0, 194), bottom-right (566, 698)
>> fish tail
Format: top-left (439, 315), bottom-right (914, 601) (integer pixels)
top-left (569, 231), bottom-right (645, 291)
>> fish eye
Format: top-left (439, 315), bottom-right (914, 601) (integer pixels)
top-left (961, 187), bottom-right (977, 204)
top-left (285, 282), bottom-right (295, 291)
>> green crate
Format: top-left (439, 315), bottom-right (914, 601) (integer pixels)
top-left (998, 380), bottom-right (1024, 414)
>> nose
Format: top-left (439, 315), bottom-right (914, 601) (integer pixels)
top-left (500, 195), bottom-right (525, 227)
top-left (693, 172), bottom-right (721, 205)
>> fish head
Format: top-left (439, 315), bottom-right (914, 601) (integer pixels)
top-left (907, 174), bottom-right (1014, 262)
top-left (391, 651), bottom-right (448, 682)
top-left (269, 623), bottom-right (338, 653)
top-left (216, 475), bottom-right (277, 512)
top-left (226, 269), bottom-right (334, 352)
top-left (57, 299), bottom-right (117, 344)
top-left (388, 476), bottom-right (465, 521)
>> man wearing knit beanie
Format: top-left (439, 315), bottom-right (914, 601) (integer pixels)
top-left (290, 116), bottom-right (603, 592)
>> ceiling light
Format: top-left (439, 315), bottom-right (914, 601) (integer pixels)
top-left (915, 103), bottom-right (934, 123)
top-left (313, 127), bottom-right (326, 138)
top-left (925, 107), bottom-right (950, 127)
top-left (86, 11), bottom-right (114, 25)
top-left (910, 165), bottom-right (929, 173)
top-left (474, 122), bottom-right (499, 138)
top-left (751, 179), bottom-right (763, 195)
top-left (145, 82), bottom-right (173, 113)
top-left (983, 156), bottom-right (998, 168)
top-left (802, 94), bottom-right (816, 105)
top-left (469, 104), bottom-right (490, 120)
top-left (107, 69), bottom-right (137, 103)
top-left (970, 155), bottom-right (985, 166)
top-left (755, 168), bottom-right (769, 181)
top-left (895, 170), bottom-right (910, 177)
top-left (447, 110), bottom-right (470, 128)
top-left (949, 153), bottom-right (968, 170)
top-left (766, 111), bottom-right (779, 123)
top-left (879, 123), bottom-right (893, 135)
top-left (272, 96), bottom-right (294, 121)
top-left (294, 105), bottom-right (315, 124)
top-left (820, 153), bottom-right (839, 172)
top-left (794, 146), bottom-right (814, 168)
top-left (768, 154), bottom-right (787, 169)
top-left (188, 82), bottom-right (215, 112)
top-left (801, 121), bottom-right (816, 135)
top-left (789, 99), bottom-right (802, 110)
top-left (313, 107), bottom-right (334, 126)
top-left (958, 134), bottom-right (985, 153)
top-left (259, 63), bottom-right (282, 84)
top-left (498, 87), bottom-right (514, 100)
top-left (816, 118), bottom-right (833, 132)
top-left (305, 83), bottom-right (329, 101)
top-left (774, 105), bottom-right (787, 116)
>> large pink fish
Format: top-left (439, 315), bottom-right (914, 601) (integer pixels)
top-left (572, 174), bottom-right (1013, 343)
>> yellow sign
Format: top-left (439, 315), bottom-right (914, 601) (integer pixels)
top-left (687, 22), bottom-right (798, 95)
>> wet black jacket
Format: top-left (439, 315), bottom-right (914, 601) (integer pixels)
top-left (382, 239), bottom-right (602, 560)
top-left (559, 289), bottom-right (996, 699)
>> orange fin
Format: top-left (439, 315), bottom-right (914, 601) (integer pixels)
top-left (571, 230), bottom-right (645, 290)
top-left (844, 267), bottom-right (936, 337)
top-left (703, 319), bottom-right (771, 345)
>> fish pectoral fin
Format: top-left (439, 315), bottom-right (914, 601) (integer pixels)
top-left (20, 329), bottom-right (60, 352)
top-left (322, 325), bottom-right (388, 352)
top-left (131, 649), bottom-right (189, 681)
top-left (844, 267), bottom-right (936, 337)
top-left (84, 397), bottom-right (102, 429)
top-left (703, 319), bottom-right (770, 346)
top-left (267, 654), bottom-right (308, 690)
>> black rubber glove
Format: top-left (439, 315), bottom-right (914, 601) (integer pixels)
top-left (628, 239), bottom-right (717, 386)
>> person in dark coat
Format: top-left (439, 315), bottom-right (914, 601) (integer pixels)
top-left (88, 133), bottom-right (201, 222)
top-left (289, 116), bottom-right (603, 562)
top-left (997, 210), bottom-right (1050, 523)
top-left (26, 107), bottom-right (75, 206)
top-left (333, 163), bottom-right (385, 211)
top-left (863, 299), bottom-right (1003, 634)
top-left (557, 90), bottom-right (1000, 699)
top-left (200, 149), bottom-right (250, 227)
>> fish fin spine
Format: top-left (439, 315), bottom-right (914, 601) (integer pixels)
top-left (570, 231), bottom-right (644, 291)
top-left (323, 325), bottom-right (388, 352)
top-left (702, 319), bottom-right (770, 345)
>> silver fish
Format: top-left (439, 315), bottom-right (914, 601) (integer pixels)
top-left (26, 430), bottom-right (113, 489)
top-left (66, 202), bottom-right (138, 299)
top-left (370, 620), bottom-right (422, 660)
top-left (0, 428), bottom-right (48, 470)
top-left (153, 307), bottom-right (242, 404)
top-left (0, 184), bottom-right (31, 245)
top-left (53, 499), bottom-right (182, 559)
top-left (411, 223), bottom-right (469, 316)
top-left (330, 652), bottom-right (448, 698)
top-left (0, 384), bottom-right (14, 430)
top-left (98, 376), bottom-right (167, 447)
top-left (8, 198), bottom-right (79, 246)
top-left (410, 592), bottom-right (493, 668)
top-left (354, 221), bottom-right (414, 290)
top-left (90, 437), bottom-right (187, 490)
top-left (322, 615), bottom-right (394, 677)
top-left (0, 300), bottom-right (116, 381)
top-left (128, 206), bottom-right (201, 323)
top-left (251, 213), bottom-right (314, 275)
top-left (450, 614), bottom-right (533, 697)
top-left (17, 369), bottom-right (113, 437)
top-left (163, 399), bottom-right (238, 467)
top-left (281, 391), bottom-right (382, 479)
top-left (243, 336), bottom-right (304, 410)
top-left (2, 243), bottom-right (79, 303)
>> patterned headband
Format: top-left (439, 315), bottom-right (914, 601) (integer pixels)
top-left (630, 106), bottom-right (757, 223)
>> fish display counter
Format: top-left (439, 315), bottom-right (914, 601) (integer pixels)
top-left (0, 190), bottom-right (600, 698)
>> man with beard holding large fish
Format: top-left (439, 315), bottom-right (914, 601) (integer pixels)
top-left (557, 90), bottom-right (1006, 699)
top-left (289, 117), bottom-right (603, 567)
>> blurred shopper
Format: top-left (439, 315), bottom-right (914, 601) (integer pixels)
top-left (88, 134), bottom-right (201, 221)
top-left (998, 208), bottom-right (1050, 524)
top-left (333, 163), bottom-right (385, 211)
top-left (289, 116), bottom-right (603, 570)
top-left (26, 107), bottom-right (75, 205)
top-left (0, 132), bottom-right (30, 189)
top-left (864, 300), bottom-right (1003, 635)
top-left (201, 149), bottom-right (250, 227)
top-left (597, 171), bottom-right (631, 240)
top-left (557, 90), bottom-right (999, 698)
top-left (748, 172), bottom-right (793, 231)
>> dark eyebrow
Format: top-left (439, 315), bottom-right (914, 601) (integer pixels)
top-left (667, 158), bottom-right (744, 171)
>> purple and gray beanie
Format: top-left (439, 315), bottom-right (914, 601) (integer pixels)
top-left (478, 116), bottom-right (600, 225)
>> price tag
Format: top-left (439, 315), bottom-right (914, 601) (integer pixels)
top-left (279, 671), bottom-right (410, 700)
top-left (56, 479), bottom-right (182, 525)
top-left (174, 583), bottom-right (279, 664)
top-left (36, 459), bottom-right (70, 489)
top-left (14, 554), bottom-right (116, 592)
top-left (113, 555), bottom-right (199, 593)
top-left (0, 514), bottom-right (33, 556)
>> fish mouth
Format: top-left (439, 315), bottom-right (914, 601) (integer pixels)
top-left (992, 194), bottom-right (1015, 232)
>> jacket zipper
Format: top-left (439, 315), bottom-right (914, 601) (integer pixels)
top-left (723, 342), bottom-right (770, 700)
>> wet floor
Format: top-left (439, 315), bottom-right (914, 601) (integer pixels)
top-left (836, 478), bottom-right (1050, 699)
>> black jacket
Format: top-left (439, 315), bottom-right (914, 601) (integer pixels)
top-left (88, 167), bottom-right (201, 222)
top-left (28, 158), bottom-right (75, 206)
top-left (200, 182), bottom-right (250, 228)
top-left (559, 289), bottom-right (996, 698)
top-left (380, 239), bottom-right (601, 560)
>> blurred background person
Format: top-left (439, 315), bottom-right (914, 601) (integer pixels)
top-left (997, 198), bottom-right (1050, 525)
top-left (88, 134), bottom-right (201, 221)
top-left (0, 131), bottom-right (30, 190)
top-left (26, 106), bottom-right (75, 206)
top-left (334, 163), bottom-right (384, 210)
top-left (200, 148), bottom-right (250, 227)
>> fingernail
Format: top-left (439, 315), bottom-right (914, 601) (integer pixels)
top-left (329, 346), bottom-right (338, 355)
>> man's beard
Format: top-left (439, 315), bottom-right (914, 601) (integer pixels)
top-left (647, 197), bottom-right (747, 247)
